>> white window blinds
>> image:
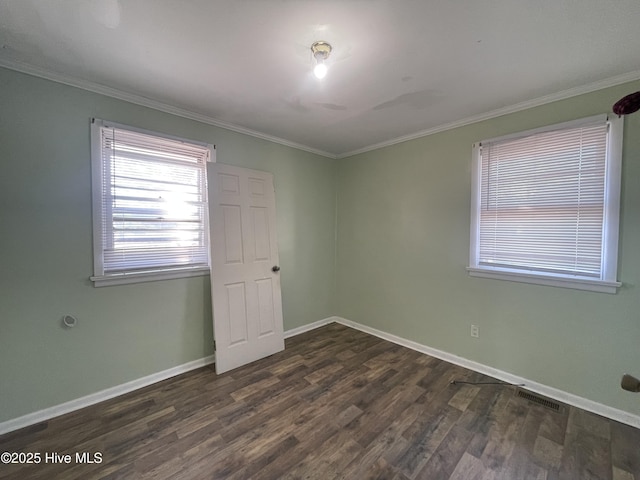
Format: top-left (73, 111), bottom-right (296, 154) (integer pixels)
top-left (469, 114), bottom-right (623, 292)
top-left (92, 120), bottom-right (211, 282)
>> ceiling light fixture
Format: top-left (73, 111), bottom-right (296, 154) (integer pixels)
top-left (311, 41), bottom-right (332, 79)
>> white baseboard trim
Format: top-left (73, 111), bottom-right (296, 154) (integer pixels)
top-left (284, 317), bottom-right (336, 339)
top-left (0, 317), bottom-right (337, 436)
top-left (0, 355), bottom-right (215, 436)
top-left (3, 315), bottom-right (638, 435)
top-left (334, 316), bottom-right (640, 429)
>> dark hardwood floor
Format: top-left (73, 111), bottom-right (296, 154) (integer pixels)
top-left (1, 323), bottom-right (638, 479)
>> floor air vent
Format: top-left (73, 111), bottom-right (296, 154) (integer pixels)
top-left (516, 389), bottom-right (563, 412)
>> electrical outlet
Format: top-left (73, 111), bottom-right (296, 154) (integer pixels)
top-left (470, 325), bottom-right (479, 338)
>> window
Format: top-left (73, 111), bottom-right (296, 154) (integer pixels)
top-left (90, 119), bottom-right (213, 286)
top-left (468, 114), bottom-right (623, 293)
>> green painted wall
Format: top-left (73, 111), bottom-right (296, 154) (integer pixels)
top-left (2, 63), bottom-right (639, 425)
top-left (335, 80), bottom-right (640, 417)
top-left (0, 67), bottom-right (336, 422)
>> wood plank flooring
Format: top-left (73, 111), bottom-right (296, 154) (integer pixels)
top-left (1, 323), bottom-right (638, 479)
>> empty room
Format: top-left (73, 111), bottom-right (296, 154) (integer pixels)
top-left (1, 1), bottom-right (640, 479)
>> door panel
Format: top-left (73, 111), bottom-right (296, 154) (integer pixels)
top-left (256, 277), bottom-right (276, 336)
top-left (208, 163), bottom-right (284, 374)
top-left (251, 207), bottom-right (270, 261)
top-left (222, 205), bottom-right (244, 264)
top-left (226, 282), bottom-right (249, 346)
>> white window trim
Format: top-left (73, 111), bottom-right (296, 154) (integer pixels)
top-left (90, 119), bottom-right (215, 287)
top-left (90, 266), bottom-right (211, 287)
top-left (467, 114), bottom-right (623, 294)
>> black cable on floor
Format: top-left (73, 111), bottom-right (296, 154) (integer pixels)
top-left (450, 380), bottom-right (525, 386)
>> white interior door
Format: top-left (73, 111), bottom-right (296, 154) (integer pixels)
top-left (207, 163), bottom-right (284, 374)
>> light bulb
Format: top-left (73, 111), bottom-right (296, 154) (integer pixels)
top-left (314, 62), bottom-right (327, 79)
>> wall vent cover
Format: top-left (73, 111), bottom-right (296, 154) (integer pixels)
top-left (516, 389), bottom-right (563, 412)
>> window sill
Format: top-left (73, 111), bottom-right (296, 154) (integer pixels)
top-left (466, 267), bottom-right (621, 294)
top-left (91, 266), bottom-right (210, 287)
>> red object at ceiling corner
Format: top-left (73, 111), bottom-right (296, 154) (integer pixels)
top-left (613, 91), bottom-right (640, 116)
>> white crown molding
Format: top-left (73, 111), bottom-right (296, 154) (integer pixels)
top-left (337, 70), bottom-right (640, 159)
top-left (3, 59), bottom-right (640, 161)
top-left (333, 316), bottom-right (640, 429)
top-left (0, 59), bottom-right (337, 159)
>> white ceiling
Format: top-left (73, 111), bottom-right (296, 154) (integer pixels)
top-left (2, 0), bottom-right (640, 158)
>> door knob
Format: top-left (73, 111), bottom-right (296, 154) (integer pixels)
top-left (272, 265), bottom-right (280, 272)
